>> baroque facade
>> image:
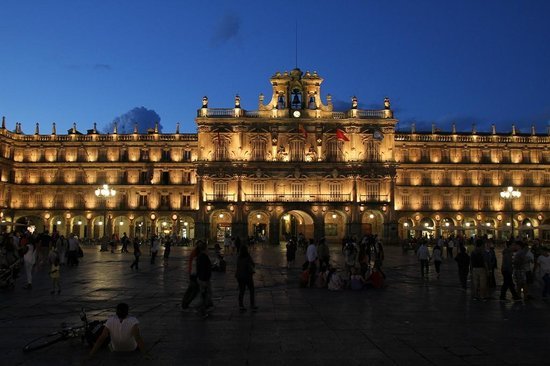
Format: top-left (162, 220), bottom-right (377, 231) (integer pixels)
top-left (0, 68), bottom-right (549, 244)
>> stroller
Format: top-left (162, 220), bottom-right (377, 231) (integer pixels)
top-left (0, 261), bottom-right (20, 290)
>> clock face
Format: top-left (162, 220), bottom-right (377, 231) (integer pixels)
top-left (293, 110), bottom-right (301, 118)
top-left (373, 130), bottom-right (383, 140)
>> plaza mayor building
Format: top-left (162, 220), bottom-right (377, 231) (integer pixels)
top-left (0, 68), bottom-right (549, 244)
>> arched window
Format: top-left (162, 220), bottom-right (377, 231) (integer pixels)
top-left (326, 139), bottom-right (343, 162)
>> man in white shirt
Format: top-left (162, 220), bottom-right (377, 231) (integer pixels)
top-left (305, 240), bottom-right (318, 287)
top-left (417, 241), bottom-right (430, 279)
top-left (89, 303), bottom-right (146, 357)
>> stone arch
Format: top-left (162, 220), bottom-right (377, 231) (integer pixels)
top-left (248, 210), bottom-right (270, 243)
top-left (361, 210), bottom-right (384, 237)
top-left (280, 209), bottom-right (315, 241)
top-left (210, 209), bottom-right (233, 242)
top-left (398, 217), bottom-right (414, 239)
top-left (323, 209), bottom-right (347, 242)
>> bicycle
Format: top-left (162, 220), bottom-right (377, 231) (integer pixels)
top-left (22, 308), bottom-right (105, 353)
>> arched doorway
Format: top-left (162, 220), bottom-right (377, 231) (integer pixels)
top-left (323, 210), bottom-right (346, 242)
top-left (441, 217), bottom-right (456, 238)
top-left (113, 216), bottom-right (130, 239)
top-left (519, 218), bottom-right (534, 240)
top-left (51, 215), bottom-right (67, 237)
top-left (480, 218), bottom-right (496, 239)
top-left (540, 219), bottom-right (550, 241)
top-left (418, 217), bottom-right (435, 239)
top-left (399, 217), bottom-right (414, 239)
top-left (16, 215), bottom-right (41, 234)
top-left (248, 211), bottom-right (269, 243)
top-left (361, 211), bottom-right (384, 237)
top-left (280, 210), bottom-right (314, 241)
top-left (178, 216), bottom-right (195, 242)
top-left (71, 215), bottom-right (87, 239)
top-left (211, 210), bottom-right (232, 243)
top-left (463, 217), bottom-right (477, 239)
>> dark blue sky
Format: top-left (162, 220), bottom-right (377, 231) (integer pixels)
top-left (1, 0), bottom-right (549, 134)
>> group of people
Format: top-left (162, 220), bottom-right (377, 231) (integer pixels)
top-left (415, 234), bottom-right (550, 302)
top-left (0, 229), bottom-right (84, 294)
top-left (293, 234), bottom-right (386, 291)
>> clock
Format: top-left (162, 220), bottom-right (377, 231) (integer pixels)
top-left (292, 110), bottom-right (301, 118)
top-left (373, 130), bottom-right (383, 140)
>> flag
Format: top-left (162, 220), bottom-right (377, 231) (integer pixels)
top-left (336, 129), bottom-right (349, 142)
top-left (298, 124), bottom-right (307, 138)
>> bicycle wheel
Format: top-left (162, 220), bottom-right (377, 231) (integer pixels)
top-left (22, 331), bottom-right (67, 353)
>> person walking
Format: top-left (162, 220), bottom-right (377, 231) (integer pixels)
top-left (120, 233), bottom-right (130, 253)
top-left (67, 234), bottom-right (79, 267)
top-left (23, 237), bottom-right (37, 289)
top-left (500, 241), bottom-right (520, 301)
top-left (417, 241), bottom-right (430, 279)
top-left (512, 241), bottom-right (530, 300)
top-left (317, 238), bottom-right (330, 271)
top-left (163, 236), bottom-right (172, 263)
top-left (455, 246), bottom-right (470, 290)
top-left (150, 235), bottom-right (160, 264)
top-left (181, 241), bottom-right (201, 309)
top-left (447, 236), bottom-right (456, 259)
top-left (235, 245), bottom-right (257, 313)
top-left (535, 247), bottom-right (550, 299)
top-left (285, 238), bottom-right (297, 268)
top-left (196, 241), bottom-right (213, 318)
top-left (470, 240), bottom-right (489, 300)
top-left (432, 241), bottom-right (443, 279)
top-left (49, 255), bottom-right (61, 295)
top-left (130, 238), bottom-right (141, 270)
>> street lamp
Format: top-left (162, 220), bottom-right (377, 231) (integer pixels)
top-left (95, 184), bottom-right (116, 239)
top-left (500, 186), bottom-right (521, 239)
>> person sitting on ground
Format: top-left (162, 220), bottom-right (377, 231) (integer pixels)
top-left (350, 267), bottom-right (366, 290)
top-left (89, 303), bottom-right (146, 358)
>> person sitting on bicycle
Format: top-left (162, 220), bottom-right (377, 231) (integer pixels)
top-left (89, 303), bottom-right (146, 357)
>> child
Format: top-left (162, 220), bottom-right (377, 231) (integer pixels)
top-left (50, 257), bottom-right (61, 295)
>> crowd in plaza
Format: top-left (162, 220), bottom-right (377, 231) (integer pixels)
top-left (413, 234), bottom-right (550, 302)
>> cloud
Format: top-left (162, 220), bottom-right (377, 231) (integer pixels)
top-left (211, 13), bottom-right (240, 47)
top-left (103, 107), bottom-right (162, 134)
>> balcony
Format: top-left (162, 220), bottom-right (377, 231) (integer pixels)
top-left (359, 194), bottom-right (389, 203)
top-left (205, 194), bottom-right (236, 202)
top-left (243, 193), bottom-right (352, 202)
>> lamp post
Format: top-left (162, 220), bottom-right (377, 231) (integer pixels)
top-left (95, 184), bottom-right (116, 239)
top-left (500, 186), bottom-right (521, 239)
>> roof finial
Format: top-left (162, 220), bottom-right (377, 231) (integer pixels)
top-left (411, 123), bottom-right (416, 134)
top-left (93, 122), bottom-right (97, 133)
top-left (512, 124), bottom-right (516, 135)
top-left (472, 123), bottom-right (477, 134)
top-left (491, 124), bottom-right (496, 134)
top-left (52, 122), bottom-right (56, 135)
top-left (72, 122), bottom-right (77, 134)
top-left (452, 122), bottom-right (456, 134)
top-left (154, 122), bottom-right (159, 133)
top-left (35, 122), bottom-right (39, 135)
top-left (113, 122), bottom-right (118, 134)
top-left (133, 123), bottom-right (138, 133)
top-left (175, 122), bottom-right (180, 134)
top-left (1, 116), bottom-right (5, 129)
top-left (531, 124), bottom-right (536, 135)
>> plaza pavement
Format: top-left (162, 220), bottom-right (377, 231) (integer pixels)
top-left (1, 242), bottom-right (549, 366)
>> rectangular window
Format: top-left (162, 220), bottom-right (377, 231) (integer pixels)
top-left (291, 183), bottom-right (304, 198)
top-left (183, 150), bottom-right (192, 161)
top-left (162, 150), bottom-right (171, 161)
top-left (483, 195), bottom-right (492, 210)
top-left (329, 183), bottom-right (342, 200)
top-left (160, 194), bottom-right (170, 208)
top-left (289, 140), bottom-right (304, 161)
top-left (525, 194), bottom-right (533, 209)
top-left (181, 195), bottom-right (191, 208)
top-left (422, 194), bottom-right (430, 207)
top-left (367, 183), bottom-right (380, 200)
top-left (214, 182), bottom-right (228, 200)
top-left (402, 195), bottom-right (410, 208)
top-left (463, 195), bottom-right (472, 208)
top-left (251, 139), bottom-right (266, 161)
top-left (139, 194), bottom-right (148, 207)
top-left (252, 182), bottom-right (265, 197)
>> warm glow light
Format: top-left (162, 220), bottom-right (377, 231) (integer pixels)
top-left (162, 222), bottom-right (167, 227)
top-left (465, 222), bottom-right (471, 227)
top-left (332, 214), bottom-right (337, 219)
top-left (219, 213), bottom-right (224, 218)
top-left (150, 213), bottom-right (156, 220)
top-left (526, 222), bottom-right (532, 227)
top-left (44, 213), bottom-right (51, 220)
top-left (184, 222), bottom-right (188, 226)
top-left (172, 214), bottom-right (178, 221)
top-left (506, 222), bottom-right (511, 226)
top-left (500, 186), bottom-right (521, 199)
top-left (56, 220), bottom-right (62, 225)
top-left (256, 214), bottom-right (261, 219)
top-left (424, 223), bottom-right (429, 227)
top-left (403, 222), bottom-right (409, 227)
top-left (77, 220), bottom-right (82, 225)
top-left (95, 183), bottom-right (116, 198)
top-left (486, 222), bottom-right (491, 227)
top-left (445, 222), bottom-right (450, 227)
top-left (119, 221), bottom-right (124, 226)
